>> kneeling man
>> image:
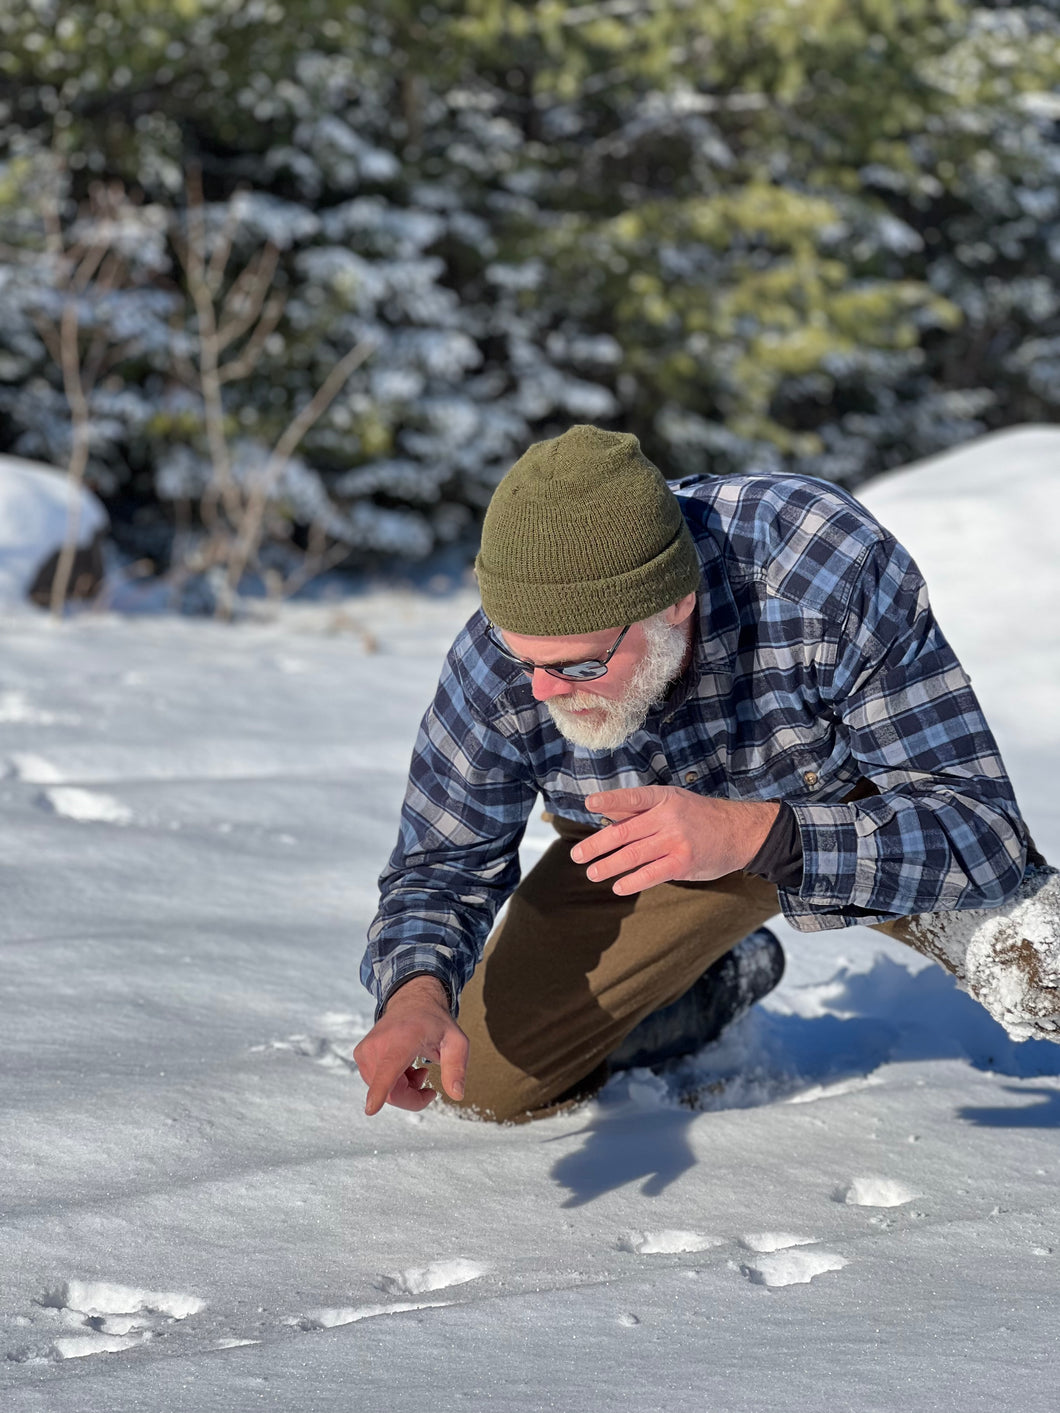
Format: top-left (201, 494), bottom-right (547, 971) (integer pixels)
top-left (355, 425), bottom-right (1057, 1121)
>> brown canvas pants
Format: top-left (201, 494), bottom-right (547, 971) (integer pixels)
top-left (432, 812), bottom-right (915, 1124)
top-left (432, 802), bottom-right (927, 1119)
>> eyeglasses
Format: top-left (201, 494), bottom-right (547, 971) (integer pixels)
top-left (486, 622), bottom-right (631, 681)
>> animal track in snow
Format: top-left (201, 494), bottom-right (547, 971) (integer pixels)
top-left (837, 1176), bottom-right (919, 1208)
top-left (289, 1299), bottom-right (454, 1331)
top-left (739, 1248), bottom-right (847, 1289)
top-left (9, 1279), bottom-right (206, 1362)
top-left (0, 691), bottom-right (76, 725)
top-left (617, 1229), bottom-right (722, 1255)
top-left (739, 1232), bottom-right (819, 1254)
top-left (10, 751), bottom-right (64, 783)
top-left (260, 1032), bottom-right (358, 1073)
top-left (285, 1259), bottom-right (485, 1335)
top-left (256, 1011), bottom-right (363, 1074)
top-left (377, 1258), bottom-right (487, 1296)
top-left (41, 786), bottom-right (132, 826)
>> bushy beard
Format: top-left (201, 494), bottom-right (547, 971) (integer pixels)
top-left (546, 615), bottom-right (689, 751)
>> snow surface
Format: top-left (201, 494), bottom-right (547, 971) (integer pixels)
top-left (1, 427), bottom-right (1059, 1411)
top-left (0, 454), bottom-right (107, 606)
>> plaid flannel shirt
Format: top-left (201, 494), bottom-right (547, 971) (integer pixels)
top-left (363, 473), bottom-right (1028, 1016)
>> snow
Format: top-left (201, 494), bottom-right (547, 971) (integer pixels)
top-left (838, 1177), bottom-right (919, 1208)
top-left (617, 1229), bottom-right (722, 1255)
top-left (0, 454), bottom-right (108, 606)
top-left (1, 427), bottom-right (1059, 1410)
top-left (738, 1246), bottom-right (848, 1289)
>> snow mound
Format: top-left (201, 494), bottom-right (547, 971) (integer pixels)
top-left (838, 1177), bottom-right (919, 1208)
top-left (46, 1280), bottom-right (205, 1321)
top-left (42, 787), bottom-right (133, 826)
top-left (377, 1258), bottom-right (486, 1296)
top-left (617, 1230), bottom-right (721, 1255)
top-left (10, 752), bottom-right (65, 783)
top-left (740, 1249), bottom-right (847, 1288)
top-left (0, 454), bottom-right (107, 607)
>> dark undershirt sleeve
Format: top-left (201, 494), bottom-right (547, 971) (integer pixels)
top-left (745, 802), bottom-right (804, 889)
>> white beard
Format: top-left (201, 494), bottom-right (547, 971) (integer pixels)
top-left (546, 615), bottom-right (689, 751)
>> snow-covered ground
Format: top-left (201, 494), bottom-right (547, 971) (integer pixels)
top-left (2, 426), bottom-right (1059, 1412)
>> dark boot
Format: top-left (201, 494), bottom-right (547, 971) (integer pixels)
top-left (608, 927), bottom-right (785, 1071)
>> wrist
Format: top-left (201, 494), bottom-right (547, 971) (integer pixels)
top-left (382, 973), bottom-right (451, 1017)
top-left (739, 799), bottom-right (781, 868)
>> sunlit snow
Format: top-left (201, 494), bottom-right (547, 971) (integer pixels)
top-left (1, 428), bottom-right (1058, 1411)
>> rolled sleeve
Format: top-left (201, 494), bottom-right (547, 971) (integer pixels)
top-left (778, 536), bottom-right (1027, 929)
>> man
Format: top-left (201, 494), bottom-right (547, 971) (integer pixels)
top-left (355, 424), bottom-right (1058, 1122)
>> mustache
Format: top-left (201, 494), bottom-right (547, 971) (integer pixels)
top-left (549, 692), bottom-right (606, 713)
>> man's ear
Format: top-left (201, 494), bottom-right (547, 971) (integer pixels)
top-left (663, 592), bottom-right (697, 626)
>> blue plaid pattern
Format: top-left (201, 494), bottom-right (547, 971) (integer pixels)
top-left (363, 473), bottom-right (1029, 1015)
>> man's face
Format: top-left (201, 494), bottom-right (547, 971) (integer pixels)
top-left (498, 597), bottom-right (695, 750)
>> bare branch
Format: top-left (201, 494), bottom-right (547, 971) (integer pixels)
top-left (205, 192), bottom-right (244, 297)
top-left (179, 168), bottom-right (240, 529)
top-left (216, 243), bottom-right (280, 353)
top-left (29, 312), bottom-right (64, 365)
top-left (279, 530), bottom-right (354, 601)
top-left (218, 293), bottom-right (285, 385)
top-left (220, 337), bottom-right (375, 606)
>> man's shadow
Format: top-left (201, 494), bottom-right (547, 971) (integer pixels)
top-left (550, 953), bottom-right (1060, 1207)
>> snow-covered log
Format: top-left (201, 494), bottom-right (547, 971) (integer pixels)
top-left (893, 865), bottom-right (1060, 1042)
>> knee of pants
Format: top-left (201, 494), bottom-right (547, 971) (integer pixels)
top-left (430, 1061), bottom-right (607, 1126)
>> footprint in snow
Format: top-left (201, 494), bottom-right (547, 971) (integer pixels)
top-left (255, 1011), bottom-right (363, 1075)
top-left (617, 1229), bottom-right (722, 1255)
top-left (10, 752), bottom-right (65, 784)
top-left (0, 691), bottom-right (76, 726)
top-left (8, 1279), bottom-right (205, 1363)
top-left (735, 1233), bottom-right (847, 1290)
top-left (377, 1257), bottom-right (487, 1296)
top-left (739, 1247), bottom-right (847, 1289)
top-left (287, 1260), bottom-right (486, 1334)
top-left (40, 786), bottom-right (133, 826)
top-left (289, 1299), bottom-right (455, 1331)
top-left (739, 1232), bottom-right (819, 1254)
top-left (836, 1176), bottom-right (919, 1208)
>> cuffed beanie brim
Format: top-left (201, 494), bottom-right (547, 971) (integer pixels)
top-left (476, 425), bottom-right (700, 635)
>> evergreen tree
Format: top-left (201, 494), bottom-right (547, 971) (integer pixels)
top-left (0, 1), bottom-right (1057, 588)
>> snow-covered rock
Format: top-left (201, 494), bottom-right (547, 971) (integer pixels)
top-left (0, 454), bottom-right (108, 608)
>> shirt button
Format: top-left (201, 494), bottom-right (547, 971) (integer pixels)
top-left (803, 771), bottom-right (819, 788)
top-left (684, 771), bottom-right (698, 784)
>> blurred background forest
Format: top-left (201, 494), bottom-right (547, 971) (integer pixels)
top-left (1, 0), bottom-right (1059, 610)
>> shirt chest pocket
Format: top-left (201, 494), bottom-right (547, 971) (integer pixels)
top-left (725, 717), bottom-right (860, 802)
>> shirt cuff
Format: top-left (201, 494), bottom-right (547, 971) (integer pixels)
top-left (745, 802), bottom-right (804, 889)
top-left (375, 961), bottom-right (460, 1023)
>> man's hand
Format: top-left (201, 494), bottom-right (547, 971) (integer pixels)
top-left (353, 975), bottom-right (469, 1117)
top-left (571, 786), bottom-right (780, 894)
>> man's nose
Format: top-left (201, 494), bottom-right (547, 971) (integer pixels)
top-left (529, 667), bottom-right (574, 702)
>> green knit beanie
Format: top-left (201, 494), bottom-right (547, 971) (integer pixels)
top-left (476, 424), bottom-right (700, 635)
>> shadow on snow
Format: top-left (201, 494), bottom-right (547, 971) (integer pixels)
top-left (550, 952), bottom-right (1060, 1207)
